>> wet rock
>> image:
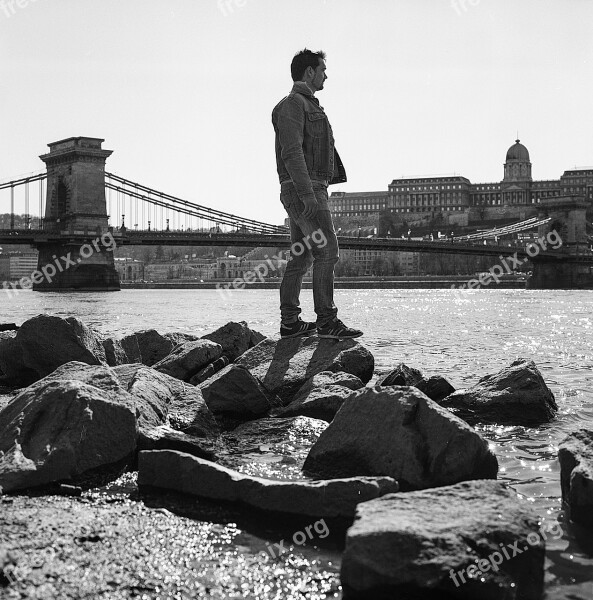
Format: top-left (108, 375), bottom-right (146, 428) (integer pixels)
top-left (277, 385), bottom-right (357, 422)
top-left (415, 375), bottom-right (455, 402)
top-left (113, 364), bottom-right (219, 437)
top-left (202, 321), bottom-right (265, 361)
top-left (138, 425), bottom-right (221, 461)
top-left (341, 479), bottom-right (545, 600)
top-left (153, 340), bottom-right (222, 382)
top-left (376, 363), bottom-right (423, 387)
top-left (558, 429), bottom-right (593, 527)
top-left (0, 380), bottom-right (137, 492)
top-left (138, 449), bottom-right (399, 518)
top-left (0, 315), bottom-right (106, 386)
top-left (220, 416), bottom-right (327, 478)
top-left (189, 355), bottom-right (230, 385)
top-left (438, 358), bottom-right (557, 425)
top-left (303, 386), bottom-right (498, 490)
top-left (236, 336), bottom-right (374, 404)
top-left (199, 364), bottom-right (273, 416)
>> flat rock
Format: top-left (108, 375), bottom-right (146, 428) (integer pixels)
top-left (0, 315), bottom-right (106, 385)
top-left (303, 386), bottom-right (498, 490)
top-left (153, 340), bottom-right (222, 382)
top-left (199, 364), bottom-right (273, 416)
top-left (558, 429), bottom-right (593, 527)
top-left (277, 384), bottom-right (358, 422)
top-left (438, 358), bottom-right (557, 425)
top-left (236, 336), bottom-right (374, 404)
top-left (138, 449), bottom-right (399, 518)
top-left (137, 426), bottom-right (222, 461)
top-left (202, 321), bottom-right (265, 361)
top-left (341, 480), bottom-right (545, 600)
top-left (0, 380), bottom-right (137, 492)
top-left (376, 363), bottom-right (423, 387)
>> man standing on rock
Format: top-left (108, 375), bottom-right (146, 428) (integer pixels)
top-left (272, 48), bottom-right (363, 340)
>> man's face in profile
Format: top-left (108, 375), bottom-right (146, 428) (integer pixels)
top-left (311, 58), bottom-right (327, 92)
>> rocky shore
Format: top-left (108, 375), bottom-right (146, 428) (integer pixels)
top-left (0, 315), bottom-right (592, 599)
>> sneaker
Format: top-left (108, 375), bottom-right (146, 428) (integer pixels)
top-left (280, 319), bottom-right (317, 339)
top-left (317, 318), bottom-right (363, 340)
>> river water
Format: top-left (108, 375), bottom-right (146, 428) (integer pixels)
top-left (2, 288), bottom-right (593, 596)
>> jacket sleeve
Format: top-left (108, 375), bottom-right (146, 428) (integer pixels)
top-left (275, 96), bottom-right (316, 204)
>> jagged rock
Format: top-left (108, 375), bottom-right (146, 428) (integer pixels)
top-left (138, 449), bottom-right (399, 518)
top-left (119, 333), bottom-right (142, 363)
top-left (438, 358), bottom-right (557, 425)
top-left (202, 321), bottom-right (265, 361)
top-left (0, 315), bottom-right (106, 385)
top-left (199, 364), bottom-right (273, 416)
top-left (137, 426), bottom-right (222, 461)
top-left (153, 340), bottom-right (222, 382)
top-left (297, 370), bottom-right (365, 393)
top-left (341, 480), bottom-right (545, 600)
top-left (303, 386), bottom-right (498, 490)
top-left (376, 363), bottom-right (423, 387)
top-left (189, 356), bottom-right (230, 385)
top-left (42, 362), bottom-right (219, 438)
top-left (236, 336), bottom-right (374, 404)
top-left (277, 385), bottom-right (358, 422)
top-left (250, 329), bottom-right (266, 347)
top-left (0, 380), bottom-right (137, 492)
top-left (558, 429), bottom-right (593, 527)
top-left (113, 364), bottom-right (219, 437)
top-left (126, 330), bottom-right (176, 366)
top-left (163, 332), bottom-right (201, 347)
top-left (102, 337), bottom-right (129, 367)
top-left (415, 375), bottom-right (455, 402)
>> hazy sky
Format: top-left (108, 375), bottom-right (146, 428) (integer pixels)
top-left (1, 0), bottom-right (592, 225)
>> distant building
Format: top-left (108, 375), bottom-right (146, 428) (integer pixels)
top-left (329, 140), bottom-right (593, 218)
top-left (114, 257), bottom-right (144, 281)
top-left (8, 252), bottom-right (38, 280)
top-left (0, 255), bottom-right (10, 281)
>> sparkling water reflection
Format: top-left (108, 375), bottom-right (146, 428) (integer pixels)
top-left (2, 288), bottom-right (593, 593)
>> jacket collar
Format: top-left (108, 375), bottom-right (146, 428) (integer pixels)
top-left (291, 81), bottom-right (316, 98)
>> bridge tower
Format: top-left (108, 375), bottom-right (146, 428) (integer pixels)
top-left (528, 196), bottom-right (593, 289)
top-left (34, 137), bottom-right (120, 291)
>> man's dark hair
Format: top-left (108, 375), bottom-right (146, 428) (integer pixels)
top-left (290, 48), bottom-right (326, 82)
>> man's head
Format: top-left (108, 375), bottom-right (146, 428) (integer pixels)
top-left (291, 48), bottom-right (327, 92)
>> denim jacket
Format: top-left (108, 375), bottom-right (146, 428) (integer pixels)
top-left (272, 82), bottom-right (347, 204)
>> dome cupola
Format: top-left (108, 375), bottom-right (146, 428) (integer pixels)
top-left (503, 138), bottom-right (532, 182)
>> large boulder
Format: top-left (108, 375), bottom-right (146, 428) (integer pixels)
top-left (0, 315), bottom-right (106, 385)
top-left (303, 386), bottom-right (498, 490)
top-left (438, 358), bottom-right (557, 425)
top-left (199, 364), bottom-right (274, 416)
top-left (188, 356), bottom-right (230, 385)
top-left (236, 336), bottom-right (374, 404)
top-left (202, 321), bottom-right (266, 362)
top-left (138, 449), bottom-right (399, 518)
top-left (153, 340), bottom-right (222, 382)
top-left (558, 429), bottom-right (593, 527)
top-left (137, 425), bottom-right (222, 461)
top-left (0, 379), bottom-right (137, 492)
top-left (113, 364), bottom-right (219, 438)
top-left (278, 384), bottom-right (358, 422)
top-left (341, 480), bottom-right (545, 600)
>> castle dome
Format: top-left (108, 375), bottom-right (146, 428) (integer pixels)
top-left (506, 139), bottom-right (530, 161)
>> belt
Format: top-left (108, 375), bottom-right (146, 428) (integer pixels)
top-left (281, 179), bottom-right (328, 186)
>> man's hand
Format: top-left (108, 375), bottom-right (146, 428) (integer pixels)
top-left (301, 194), bottom-right (319, 219)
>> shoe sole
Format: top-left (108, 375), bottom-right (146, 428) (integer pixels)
top-left (280, 329), bottom-right (317, 339)
top-left (318, 332), bottom-right (363, 339)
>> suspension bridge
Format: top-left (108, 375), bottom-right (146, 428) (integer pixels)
top-left (1, 136), bottom-right (592, 290)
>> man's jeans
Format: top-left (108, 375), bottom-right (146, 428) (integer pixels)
top-left (279, 181), bottom-right (339, 327)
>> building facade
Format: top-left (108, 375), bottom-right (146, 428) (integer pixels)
top-left (329, 140), bottom-right (593, 217)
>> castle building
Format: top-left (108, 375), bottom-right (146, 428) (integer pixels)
top-left (329, 140), bottom-right (593, 218)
